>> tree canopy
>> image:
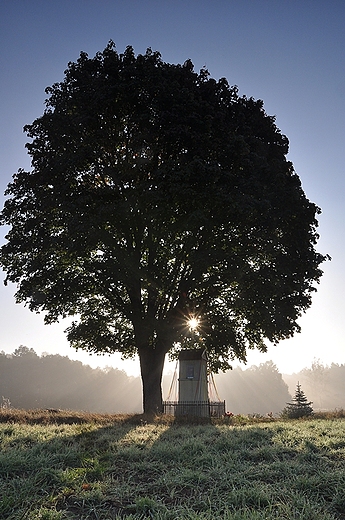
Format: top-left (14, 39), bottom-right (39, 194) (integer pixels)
top-left (0, 42), bottom-right (327, 412)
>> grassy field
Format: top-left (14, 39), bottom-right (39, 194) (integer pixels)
top-left (1, 410), bottom-right (345, 519)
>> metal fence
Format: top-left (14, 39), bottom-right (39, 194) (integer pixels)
top-left (163, 400), bottom-right (226, 418)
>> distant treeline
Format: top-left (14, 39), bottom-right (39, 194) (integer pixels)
top-left (1, 347), bottom-right (343, 414)
top-left (283, 359), bottom-right (345, 411)
top-left (214, 361), bottom-right (291, 415)
top-left (0, 346), bottom-right (142, 413)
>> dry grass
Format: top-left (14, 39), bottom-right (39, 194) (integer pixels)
top-left (312, 409), bottom-right (345, 419)
top-left (1, 407), bottom-right (345, 426)
top-left (0, 408), bottom-right (178, 426)
top-left (0, 408), bottom-right (126, 425)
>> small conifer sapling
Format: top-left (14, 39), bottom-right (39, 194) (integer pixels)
top-left (282, 382), bottom-right (313, 418)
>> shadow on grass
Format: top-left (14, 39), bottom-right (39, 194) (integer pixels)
top-left (1, 411), bottom-right (345, 519)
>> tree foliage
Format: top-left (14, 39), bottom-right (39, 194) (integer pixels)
top-left (284, 360), bottom-right (345, 410)
top-left (281, 382), bottom-right (313, 418)
top-left (0, 43), bottom-right (327, 412)
top-left (215, 361), bottom-right (291, 415)
top-left (0, 347), bottom-right (141, 412)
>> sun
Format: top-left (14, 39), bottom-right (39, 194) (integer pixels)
top-left (187, 317), bottom-right (200, 331)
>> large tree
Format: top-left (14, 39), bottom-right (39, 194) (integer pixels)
top-left (0, 43), bottom-right (327, 413)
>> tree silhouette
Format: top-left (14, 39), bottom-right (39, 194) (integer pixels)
top-left (0, 348), bottom-right (142, 412)
top-left (301, 358), bottom-right (328, 408)
top-left (0, 43), bottom-right (327, 413)
top-left (284, 362), bottom-right (345, 411)
top-left (215, 361), bottom-right (291, 414)
top-left (282, 382), bottom-right (313, 418)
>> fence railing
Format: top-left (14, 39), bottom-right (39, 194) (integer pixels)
top-left (163, 400), bottom-right (225, 418)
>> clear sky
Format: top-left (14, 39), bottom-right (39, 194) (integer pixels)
top-left (0, 0), bottom-right (344, 377)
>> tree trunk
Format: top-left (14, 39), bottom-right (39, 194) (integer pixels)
top-left (139, 346), bottom-right (166, 414)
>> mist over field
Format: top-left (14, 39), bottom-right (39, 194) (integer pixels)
top-left (0, 347), bottom-right (344, 414)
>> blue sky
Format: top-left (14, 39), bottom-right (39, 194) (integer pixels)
top-left (0, 0), bottom-right (344, 377)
